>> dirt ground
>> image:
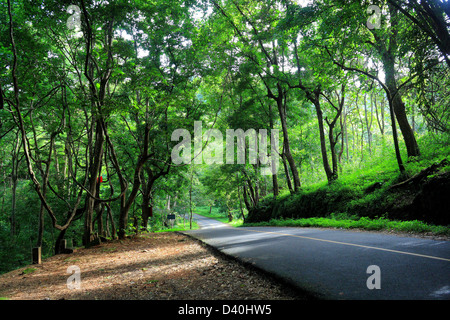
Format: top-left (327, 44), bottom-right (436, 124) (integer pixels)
top-left (0, 232), bottom-right (309, 300)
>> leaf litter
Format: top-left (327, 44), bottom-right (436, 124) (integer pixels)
top-left (0, 232), bottom-right (308, 300)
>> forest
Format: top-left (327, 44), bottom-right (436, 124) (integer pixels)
top-left (0, 0), bottom-right (449, 275)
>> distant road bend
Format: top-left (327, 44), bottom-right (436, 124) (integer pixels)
top-left (182, 214), bottom-right (450, 300)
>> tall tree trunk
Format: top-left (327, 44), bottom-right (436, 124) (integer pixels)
top-left (141, 195), bottom-right (152, 232)
top-left (328, 125), bottom-right (339, 180)
top-left (237, 173), bottom-right (245, 221)
top-left (80, 1), bottom-right (116, 244)
top-left (314, 101), bottom-right (334, 182)
top-left (364, 93), bottom-right (373, 154)
top-left (281, 144), bottom-right (293, 194)
top-left (379, 4), bottom-right (420, 159)
top-left (189, 167), bottom-right (194, 229)
top-left (95, 203), bottom-right (105, 237)
top-left (375, 92), bottom-right (385, 135)
top-left (10, 131), bottom-right (20, 237)
top-left (140, 167), bottom-right (153, 232)
top-left (55, 229), bottom-right (67, 255)
top-left (388, 95), bottom-right (405, 173)
top-left (117, 157), bottom-right (148, 239)
top-left (106, 203), bottom-right (116, 239)
top-left (113, 122), bottom-right (151, 239)
top-left (140, 164), bottom-right (169, 231)
top-left (11, 174), bottom-right (17, 237)
top-left (83, 119), bottom-right (104, 246)
top-left (275, 85), bottom-right (301, 192)
top-left (242, 184), bottom-right (251, 211)
top-left (268, 104), bottom-right (279, 197)
top-left (338, 109), bottom-right (346, 165)
top-left (383, 53), bottom-right (420, 158)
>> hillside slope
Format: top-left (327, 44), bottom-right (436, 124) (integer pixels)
top-left (247, 159), bottom-right (450, 226)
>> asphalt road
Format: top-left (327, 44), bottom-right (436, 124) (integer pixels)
top-left (182, 214), bottom-right (450, 300)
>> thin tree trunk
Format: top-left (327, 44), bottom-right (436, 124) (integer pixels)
top-left (10, 131), bottom-right (20, 237)
top-left (237, 173), bottom-right (245, 221)
top-left (84, 119), bottom-right (104, 245)
top-left (281, 144), bottom-right (293, 193)
top-left (106, 203), bottom-right (116, 239)
top-left (242, 185), bottom-right (251, 211)
top-left (268, 104), bottom-right (279, 197)
top-left (314, 101), bottom-right (334, 181)
top-left (276, 86), bottom-right (301, 192)
top-left (383, 53), bottom-right (420, 158)
top-left (375, 92), bottom-right (385, 135)
top-left (189, 165), bottom-right (194, 229)
top-left (380, 4), bottom-right (420, 159)
top-left (364, 93), bottom-right (373, 154)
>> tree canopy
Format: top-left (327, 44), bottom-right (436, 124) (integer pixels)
top-left (1, 0), bottom-right (449, 274)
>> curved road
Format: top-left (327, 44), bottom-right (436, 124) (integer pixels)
top-left (182, 214), bottom-right (450, 300)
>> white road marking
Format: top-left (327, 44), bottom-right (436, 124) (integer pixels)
top-left (194, 216), bottom-right (450, 262)
top-left (240, 228), bottom-right (450, 262)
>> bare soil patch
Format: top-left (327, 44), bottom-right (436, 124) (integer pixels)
top-left (0, 232), bottom-right (307, 300)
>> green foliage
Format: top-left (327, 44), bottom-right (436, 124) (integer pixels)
top-left (22, 267), bottom-right (37, 274)
top-left (0, 0), bottom-right (449, 276)
top-left (249, 133), bottom-right (450, 227)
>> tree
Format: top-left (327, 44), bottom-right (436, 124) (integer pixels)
top-left (387, 0), bottom-right (450, 67)
top-left (314, 0), bottom-right (427, 171)
top-left (3, 0), bottom-right (87, 253)
top-left (211, 0), bottom-right (302, 192)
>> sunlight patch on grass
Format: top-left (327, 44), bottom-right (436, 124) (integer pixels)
top-left (195, 206), bottom-right (244, 227)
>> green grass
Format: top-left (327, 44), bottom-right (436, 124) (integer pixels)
top-left (142, 213), bottom-right (200, 233)
top-left (153, 218), bottom-right (200, 233)
top-left (227, 219), bottom-right (244, 227)
top-left (154, 223), bottom-right (200, 233)
top-left (242, 215), bottom-right (450, 236)
top-left (22, 267), bottom-right (37, 274)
